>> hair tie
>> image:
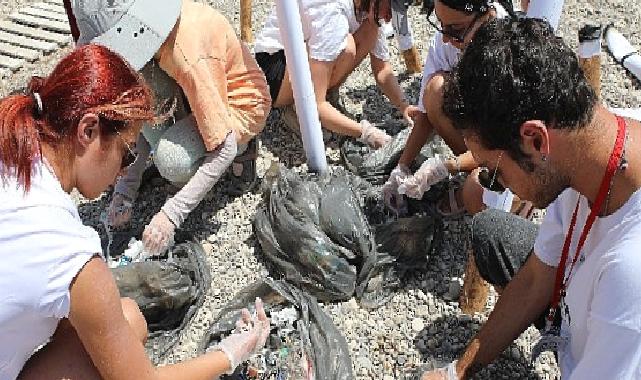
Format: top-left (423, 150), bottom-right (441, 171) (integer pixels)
top-left (31, 92), bottom-right (43, 118)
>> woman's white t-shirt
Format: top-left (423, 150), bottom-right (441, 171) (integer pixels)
top-left (0, 160), bottom-right (102, 380)
top-left (535, 187), bottom-right (641, 379)
top-left (254, 0), bottom-right (390, 62)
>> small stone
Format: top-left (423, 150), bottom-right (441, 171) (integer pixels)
top-left (412, 318), bottom-right (425, 332)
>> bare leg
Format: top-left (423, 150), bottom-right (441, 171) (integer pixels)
top-left (18, 298), bottom-right (147, 380)
top-left (423, 73), bottom-right (468, 155)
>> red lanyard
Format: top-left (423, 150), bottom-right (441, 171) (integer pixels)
top-left (546, 116), bottom-right (627, 328)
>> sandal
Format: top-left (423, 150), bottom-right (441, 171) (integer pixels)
top-left (229, 138), bottom-right (259, 195)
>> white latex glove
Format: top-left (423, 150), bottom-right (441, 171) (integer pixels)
top-left (398, 157), bottom-right (449, 199)
top-left (215, 298), bottom-right (271, 375)
top-left (358, 120), bottom-right (392, 149)
top-left (142, 210), bottom-right (176, 256)
top-left (106, 192), bottom-right (134, 229)
top-left (421, 361), bottom-right (458, 380)
top-left (382, 165), bottom-right (411, 216)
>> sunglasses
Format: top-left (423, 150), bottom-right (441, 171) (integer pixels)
top-left (478, 153), bottom-right (506, 193)
top-left (114, 130), bottom-right (137, 169)
top-left (427, 10), bottom-right (485, 43)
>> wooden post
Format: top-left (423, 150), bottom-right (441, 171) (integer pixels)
top-left (62, 0), bottom-right (80, 43)
top-left (459, 249), bottom-right (490, 315)
top-left (240, 0), bottom-right (253, 43)
top-left (578, 24), bottom-right (602, 99)
top-left (402, 45), bottom-right (422, 74)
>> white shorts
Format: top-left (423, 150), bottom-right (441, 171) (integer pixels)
top-left (482, 188), bottom-right (514, 212)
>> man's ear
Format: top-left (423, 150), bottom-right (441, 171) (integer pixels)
top-left (519, 120), bottom-right (550, 160)
top-left (77, 113), bottom-right (100, 148)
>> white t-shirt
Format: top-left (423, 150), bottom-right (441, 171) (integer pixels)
top-left (417, 3), bottom-right (508, 113)
top-left (534, 188), bottom-right (641, 379)
top-left (254, 0), bottom-right (390, 62)
top-left (0, 160), bottom-right (102, 380)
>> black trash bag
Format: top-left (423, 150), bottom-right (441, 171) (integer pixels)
top-left (198, 278), bottom-right (354, 380)
top-left (255, 166), bottom-right (388, 303)
top-left (112, 241), bottom-right (211, 360)
top-left (341, 126), bottom-right (450, 185)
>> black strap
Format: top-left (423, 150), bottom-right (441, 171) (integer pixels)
top-left (620, 51), bottom-right (637, 65)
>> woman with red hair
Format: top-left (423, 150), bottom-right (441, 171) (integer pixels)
top-left (0, 44), bottom-right (269, 380)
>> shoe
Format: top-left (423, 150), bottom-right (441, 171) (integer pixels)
top-left (229, 138), bottom-right (259, 195)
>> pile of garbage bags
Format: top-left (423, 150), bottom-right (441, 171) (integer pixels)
top-left (199, 278), bottom-right (353, 380)
top-left (254, 165), bottom-right (442, 308)
top-left (112, 241), bottom-right (211, 360)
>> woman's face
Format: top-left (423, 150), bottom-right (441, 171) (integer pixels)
top-left (433, 1), bottom-right (491, 49)
top-left (74, 116), bottom-right (139, 199)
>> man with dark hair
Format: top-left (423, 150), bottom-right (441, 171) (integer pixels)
top-left (422, 18), bottom-right (641, 380)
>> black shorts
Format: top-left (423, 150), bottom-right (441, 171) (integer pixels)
top-left (255, 50), bottom-right (286, 103)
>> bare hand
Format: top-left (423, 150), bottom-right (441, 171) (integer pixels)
top-left (402, 104), bottom-right (422, 128)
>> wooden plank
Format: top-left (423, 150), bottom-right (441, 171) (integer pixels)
top-left (10, 13), bottom-right (71, 34)
top-left (31, 2), bottom-right (67, 14)
top-left (0, 54), bottom-right (25, 70)
top-left (43, 0), bottom-right (64, 5)
top-left (0, 42), bottom-right (40, 61)
top-left (21, 6), bottom-right (69, 23)
top-left (0, 31), bottom-right (58, 53)
top-left (0, 21), bottom-right (69, 45)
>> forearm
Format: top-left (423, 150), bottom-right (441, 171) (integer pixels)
top-left (114, 134), bottom-right (151, 199)
top-left (399, 112), bottom-right (433, 167)
top-left (317, 100), bottom-right (362, 137)
top-left (161, 132), bottom-right (237, 227)
top-left (443, 151), bottom-right (478, 174)
top-left (372, 57), bottom-right (408, 111)
top-left (157, 351), bottom-right (230, 380)
top-left (456, 255), bottom-right (554, 379)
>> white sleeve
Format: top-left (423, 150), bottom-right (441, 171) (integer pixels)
top-left (567, 251), bottom-right (641, 379)
top-left (533, 190), bottom-right (576, 267)
top-left (34, 205), bottom-right (103, 319)
top-left (417, 33), bottom-right (456, 113)
top-left (306, 3), bottom-right (350, 62)
top-left (371, 28), bottom-right (391, 61)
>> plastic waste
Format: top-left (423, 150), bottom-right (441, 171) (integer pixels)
top-left (199, 278), bottom-right (354, 380)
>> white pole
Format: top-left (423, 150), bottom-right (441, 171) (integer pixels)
top-left (275, 0), bottom-right (328, 173)
top-left (526, 0), bottom-right (565, 31)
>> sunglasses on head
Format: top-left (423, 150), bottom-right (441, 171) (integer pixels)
top-left (427, 9), bottom-right (485, 43)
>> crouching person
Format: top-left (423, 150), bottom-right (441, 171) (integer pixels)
top-left (423, 18), bottom-right (641, 379)
top-left (0, 44), bottom-right (269, 380)
top-left (72, 0), bottom-right (272, 255)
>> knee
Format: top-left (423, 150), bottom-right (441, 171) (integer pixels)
top-left (462, 169), bottom-right (487, 215)
top-left (121, 298), bottom-right (148, 344)
top-left (423, 73), bottom-right (445, 119)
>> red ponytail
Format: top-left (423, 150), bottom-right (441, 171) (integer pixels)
top-left (0, 44), bottom-right (156, 191)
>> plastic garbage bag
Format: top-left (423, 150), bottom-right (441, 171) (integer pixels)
top-left (341, 127), bottom-right (450, 185)
top-left (199, 278), bottom-right (354, 380)
top-left (112, 241), bottom-right (211, 360)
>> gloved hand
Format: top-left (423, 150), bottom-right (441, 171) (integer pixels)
top-left (215, 298), bottom-right (271, 374)
top-left (398, 157), bottom-right (449, 199)
top-left (421, 361), bottom-right (458, 380)
top-left (358, 120), bottom-right (392, 149)
top-left (106, 192), bottom-right (134, 229)
top-left (383, 164), bottom-right (411, 216)
top-left (142, 210), bottom-right (176, 256)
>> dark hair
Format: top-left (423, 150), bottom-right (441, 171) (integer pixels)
top-left (359, 0), bottom-right (387, 25)
top-left (442, 18), bottom-right (597, 169)
top-left (0, 44), bottom-right (156, 191)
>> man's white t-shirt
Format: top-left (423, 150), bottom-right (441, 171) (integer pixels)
top-left (254, 0), bottom-right (390, 62)
top-left (534, 187), bottom-right (641, 379)
top-left (0, 160), bottom-right (102, 380)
